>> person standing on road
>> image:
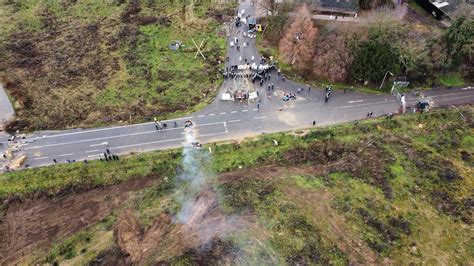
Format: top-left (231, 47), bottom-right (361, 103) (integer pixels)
top-left (312, 120), bottom-right (316, 126)
top-left (257, 103), bottom-right (260, 110)
top-left (325, 92), bottom-right (330, 103)
top-left (174, 121), bottom-right (178, 127)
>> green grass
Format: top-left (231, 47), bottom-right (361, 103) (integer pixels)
top-left (0, 149), bottom-right (181, 199)
top-left (290, 175), bottom-right (324, 190)
top-left (438, 73), bottom-right (465, 87)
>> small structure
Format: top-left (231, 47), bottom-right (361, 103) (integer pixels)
top-left (168, 40), bottom-right (182, 51)
top-left (275, 0), bottom-right (359, 16)
top-left (316, 0), bottom-right (359, 16)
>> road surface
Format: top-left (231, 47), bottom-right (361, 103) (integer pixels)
top-left (0, 1), bottom-right (473, 171)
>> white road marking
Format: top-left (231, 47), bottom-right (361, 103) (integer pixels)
top-left (429, 91), bottom-right (473, 98)
top-left (335, 91), bottom-right (473, 110)
top-left (198, 115), bottom-right (205, 118)
top-left (335, 100), bottom-right (397, 109)
top-left (209, 113), bottom-right (216, 116)
top-left (90, 142), bottom-right (108, 147)
top-left (436, 95), bottom-right (472, 101)
top-left (252, 108), bottom-right (259, 111)
top-left (34, 156), bottom-right (49, 160)
top-left (88, 154), bottom-right (102, 158)
top-left (347, 100), bottom-right (364, 104)
top-left (254, 116), bottom-right (268, 119)
top-left (219, 112), bottom-right (226, 115)
top-left (200, 131), bottom-right (229, 138)
top-left (86, 150), bottom-right (99, 153)
top-left (24, 122), bottom-right (226, 150)
top-left (231, 111), bottom-right (237, 113)
top-left (461, 87), bottom-right (472, 90)
top-left (109, 131), bottom-right (228, 151)
top-left (242, 110), bottom-right (248, 112)
top-left (29, 116), bottom-right (194, 140)
top-left (228, 119), bottom-right (241, 123)
top-left (57, 153), bottom-right (73, 157)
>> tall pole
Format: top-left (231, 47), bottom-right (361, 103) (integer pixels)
top-left (380, 71), bottom-right (393, 90)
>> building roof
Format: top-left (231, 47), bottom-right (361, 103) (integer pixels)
top-left (431, 0), bottom-right (474, 14)
top-left (430, 0), bottom-right (458, 13)
top-left (319, 0), bottom-right (359, 11)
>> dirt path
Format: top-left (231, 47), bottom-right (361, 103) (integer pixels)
top-left (0, 176), bottom-right (158, 265)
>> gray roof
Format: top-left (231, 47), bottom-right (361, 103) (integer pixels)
top-left (319, 0), bottom-right (359, 11)
top-left (430, 0), bottom-right (458, 13)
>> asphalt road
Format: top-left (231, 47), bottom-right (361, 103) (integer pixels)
top-left (1, 1), bottom-right (473, 171)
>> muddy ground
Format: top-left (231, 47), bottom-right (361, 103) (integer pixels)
top-left (0, 176), bottom-right (158, 265)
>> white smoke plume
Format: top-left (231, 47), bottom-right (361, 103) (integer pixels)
top-left (174, 127), bottom-right (214, 225)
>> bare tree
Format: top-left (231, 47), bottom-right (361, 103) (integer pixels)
top-left (278, 4), bottom-right (318, 74)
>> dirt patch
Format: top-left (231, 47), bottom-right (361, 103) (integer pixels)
top-left (114, 189), bottom-right (257, 264)
top-left (0, 176), bottom-right (157, 265)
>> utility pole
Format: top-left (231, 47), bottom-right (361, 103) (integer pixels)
top-left (380, 71), bottom-right (393, 90)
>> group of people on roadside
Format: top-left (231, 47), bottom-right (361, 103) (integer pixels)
top-left (324, 85), bottom-right (333, 103)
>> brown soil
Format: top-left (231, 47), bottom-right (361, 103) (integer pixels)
top-left (0, 176), bottom-right (157, 265)
top-left (114, 189), bottom-right (258, 264)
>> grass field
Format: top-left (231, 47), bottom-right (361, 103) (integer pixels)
top-left (438, 73), bottom-right (465, 87)
top-left (1, 106), bottom-right (472, 264)
top-left (0, 1), bottom-right (235, 131)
